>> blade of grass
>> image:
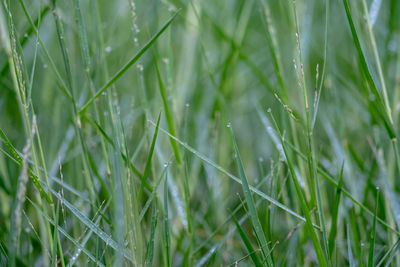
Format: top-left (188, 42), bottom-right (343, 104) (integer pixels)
top-left (27, 198), bottom-right (105, 267)
top-left (229, 125), bottom-right (273, 266)
top-left (145, 204), bottom-right (158, 267)
top-left (149, 120), bottom-right (321, 229)
top-left (154, 55), bottom-right (182, 165)
top-left (0, 129), bottom-right (52, 203)
top-left (79, 11), bottom-right (179, 114)
top-left (328, 161), bottom-right (344, 257)
top-left (268, 111), bottom-right (327, 267)
top-left (368, 188), bottom-right (379, 267)
top-left (139, 112), bottom-right (162, 201)
top-left (163, 174), bottom-right (171, 267)
top-left (342, 0), bottom-right (395, 139)
top-left (232, 215), bottom-right (263, 267)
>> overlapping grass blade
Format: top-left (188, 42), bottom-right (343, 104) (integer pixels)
top-left (232, 215), bottom-right (263, 267)
top-left (79, 11), bottom-right (179, 114)
top-left (229, 126), bottom-right (273, 266)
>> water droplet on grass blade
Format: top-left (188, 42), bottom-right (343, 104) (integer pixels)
top-left (105, 46), bottom-right (112, 53)
top-left (226, 123), bottom-right (231, 128)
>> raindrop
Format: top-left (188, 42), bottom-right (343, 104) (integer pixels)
top-left (102, 91), bottom-right (106, 96)
top-left (226, 123), bottom-right (231, 128)
top-left (105, 46), bottom-right (112, 53)
top-left (133, 37), bottom-right (138, 43)
top-left (24, 33), bottom-right (28, 38)
top-left (43, 64), bottom-right (48, 69)
top-left (258, 157), bottom-right (264, 162)
top-left (168, 7), bottom-right (174, 12)
top-left (185, 103), bottom-right (190, 107)
top-left (163, 162), bottom-right (168, 167)
top-left (267, 108), bottom-right (271, 113)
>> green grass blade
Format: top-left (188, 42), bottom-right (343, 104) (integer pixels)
top-left (139, 112), bottom-right (161, 201)
top-left (43, 185), bottom-right (133, 262)
top-left (163, 174), bottom-right (171, 267)
top-left (232, 215), bottom-right (263, 267)
top-left (368, 189), bottom-right (379, 267)
top-left (0, 129), bottom-right (52, 203)
top-left (328, 162), bottom-right (344, 257)
top-left (145, 204), bottom-right (158, 267)
top-left (342, 0), bottom-right (395, 139)
top-left (154, 55), bottom-right (182, 165)
top-left (51, 201), bottom-right (60, 267)
top-left (27, 198), bottom-right (105, 267)
top-left (79, 11), bottom-right (179, 114)
top-left (150, 121), bottom-right (320, 228)
top-left (229, 126), bottom-right (273, 266)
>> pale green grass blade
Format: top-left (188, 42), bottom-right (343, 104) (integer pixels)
top-left (145, 204), bottom-right (158, 267)
top-left (232, 215), bottom-right (263, 267)
top-left (342, 0), bottom-right (395, 139)
top-left (328, 162), bottom-right (344, 257)
top-left (154, 55), bottom-right (182, 165)
top-left (27, 198), bottom-right (105, 267)
top-left (139, 112), bottom-right (162, 201)
top-left (0, 129), bottom-right (52, 203)
top-left (368, 189), bottom-right (379, 267)
top-left (163, 174), bottom-right (171, 267)
top-left (229, 126), bottom-right (273, 266)
top-left (79, 11), bottom-right (179, 114)
top-left (43, 185), bottom-right (133, 262)
top-left (149, 121), bottom-right (320, 228)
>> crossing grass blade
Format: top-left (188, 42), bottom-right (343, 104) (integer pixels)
top-left (328, 162), bottom-right (344, 257)
top-left (27, 198), bottom-right (106, 267)
top-left (145, 204), bottom-right (158, 267)
top-left (163, 174), bottom-right (171, 267)
top-left (79, 11), bottom-right (179, 114)
top-left (229, 126), bottom-right (273, 266)
top-left (342, 0), bottom-right (395, 139)
top-left (0, 129), bottom-right (52, 203)
top-left (150, 121), bottom-right (319, 228)
top-left (139, 112), bottom-right (162, 201)
top-left (368, 189), bottom-right (379, 267)
top-left (154, 55), bottom-right (182, 165)
top-left (232, 215), bottom-right (263, 267)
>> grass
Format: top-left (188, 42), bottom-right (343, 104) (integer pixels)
top-left (1, 0), bottom-right (400, 266)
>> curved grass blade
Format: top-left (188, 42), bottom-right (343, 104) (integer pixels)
top-left (342, 0), bottom-right (395, 139)
top-left (328, 162), bottom-right (344, 257)
top-left (79, 11), bottom-right (179, 114)
top-left (232, 215), bottom-right (263, 267)
top-left (163, 174), bottom-right (171, 267)
top-left (149, 121), bottom-right (320, 229)
top-left (229, 126), bottom-right (273, 266)
top-left (139, 112), bottom-right (161, 201)
top-left (368, 189), bottom-right (379, 267)
top-left (43, 186), bottom-right (133, 262)
top-left (154, 56), bottom-right (182, 164)
top-left (145, 204), bottom-right (158, 267)
top-left (0, 129), bottom-right (52, 203)
top-left (27, 198), bottom-right (105, 267)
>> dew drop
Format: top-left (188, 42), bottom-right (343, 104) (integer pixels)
top-left (185, 103), bottom-right (190, 107)
top-left (163, 162), bottom-right (168, 167)
top-left (24, 33), bottom-right (28, 38)
top-left (105, 46), bottom-right (112, 53)
top-left (43, 64), bottom-right (48, 69)
top-left (267, 108), bottom-right (271, 113)
top-left (226, 123), bottom-right (231, 128)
